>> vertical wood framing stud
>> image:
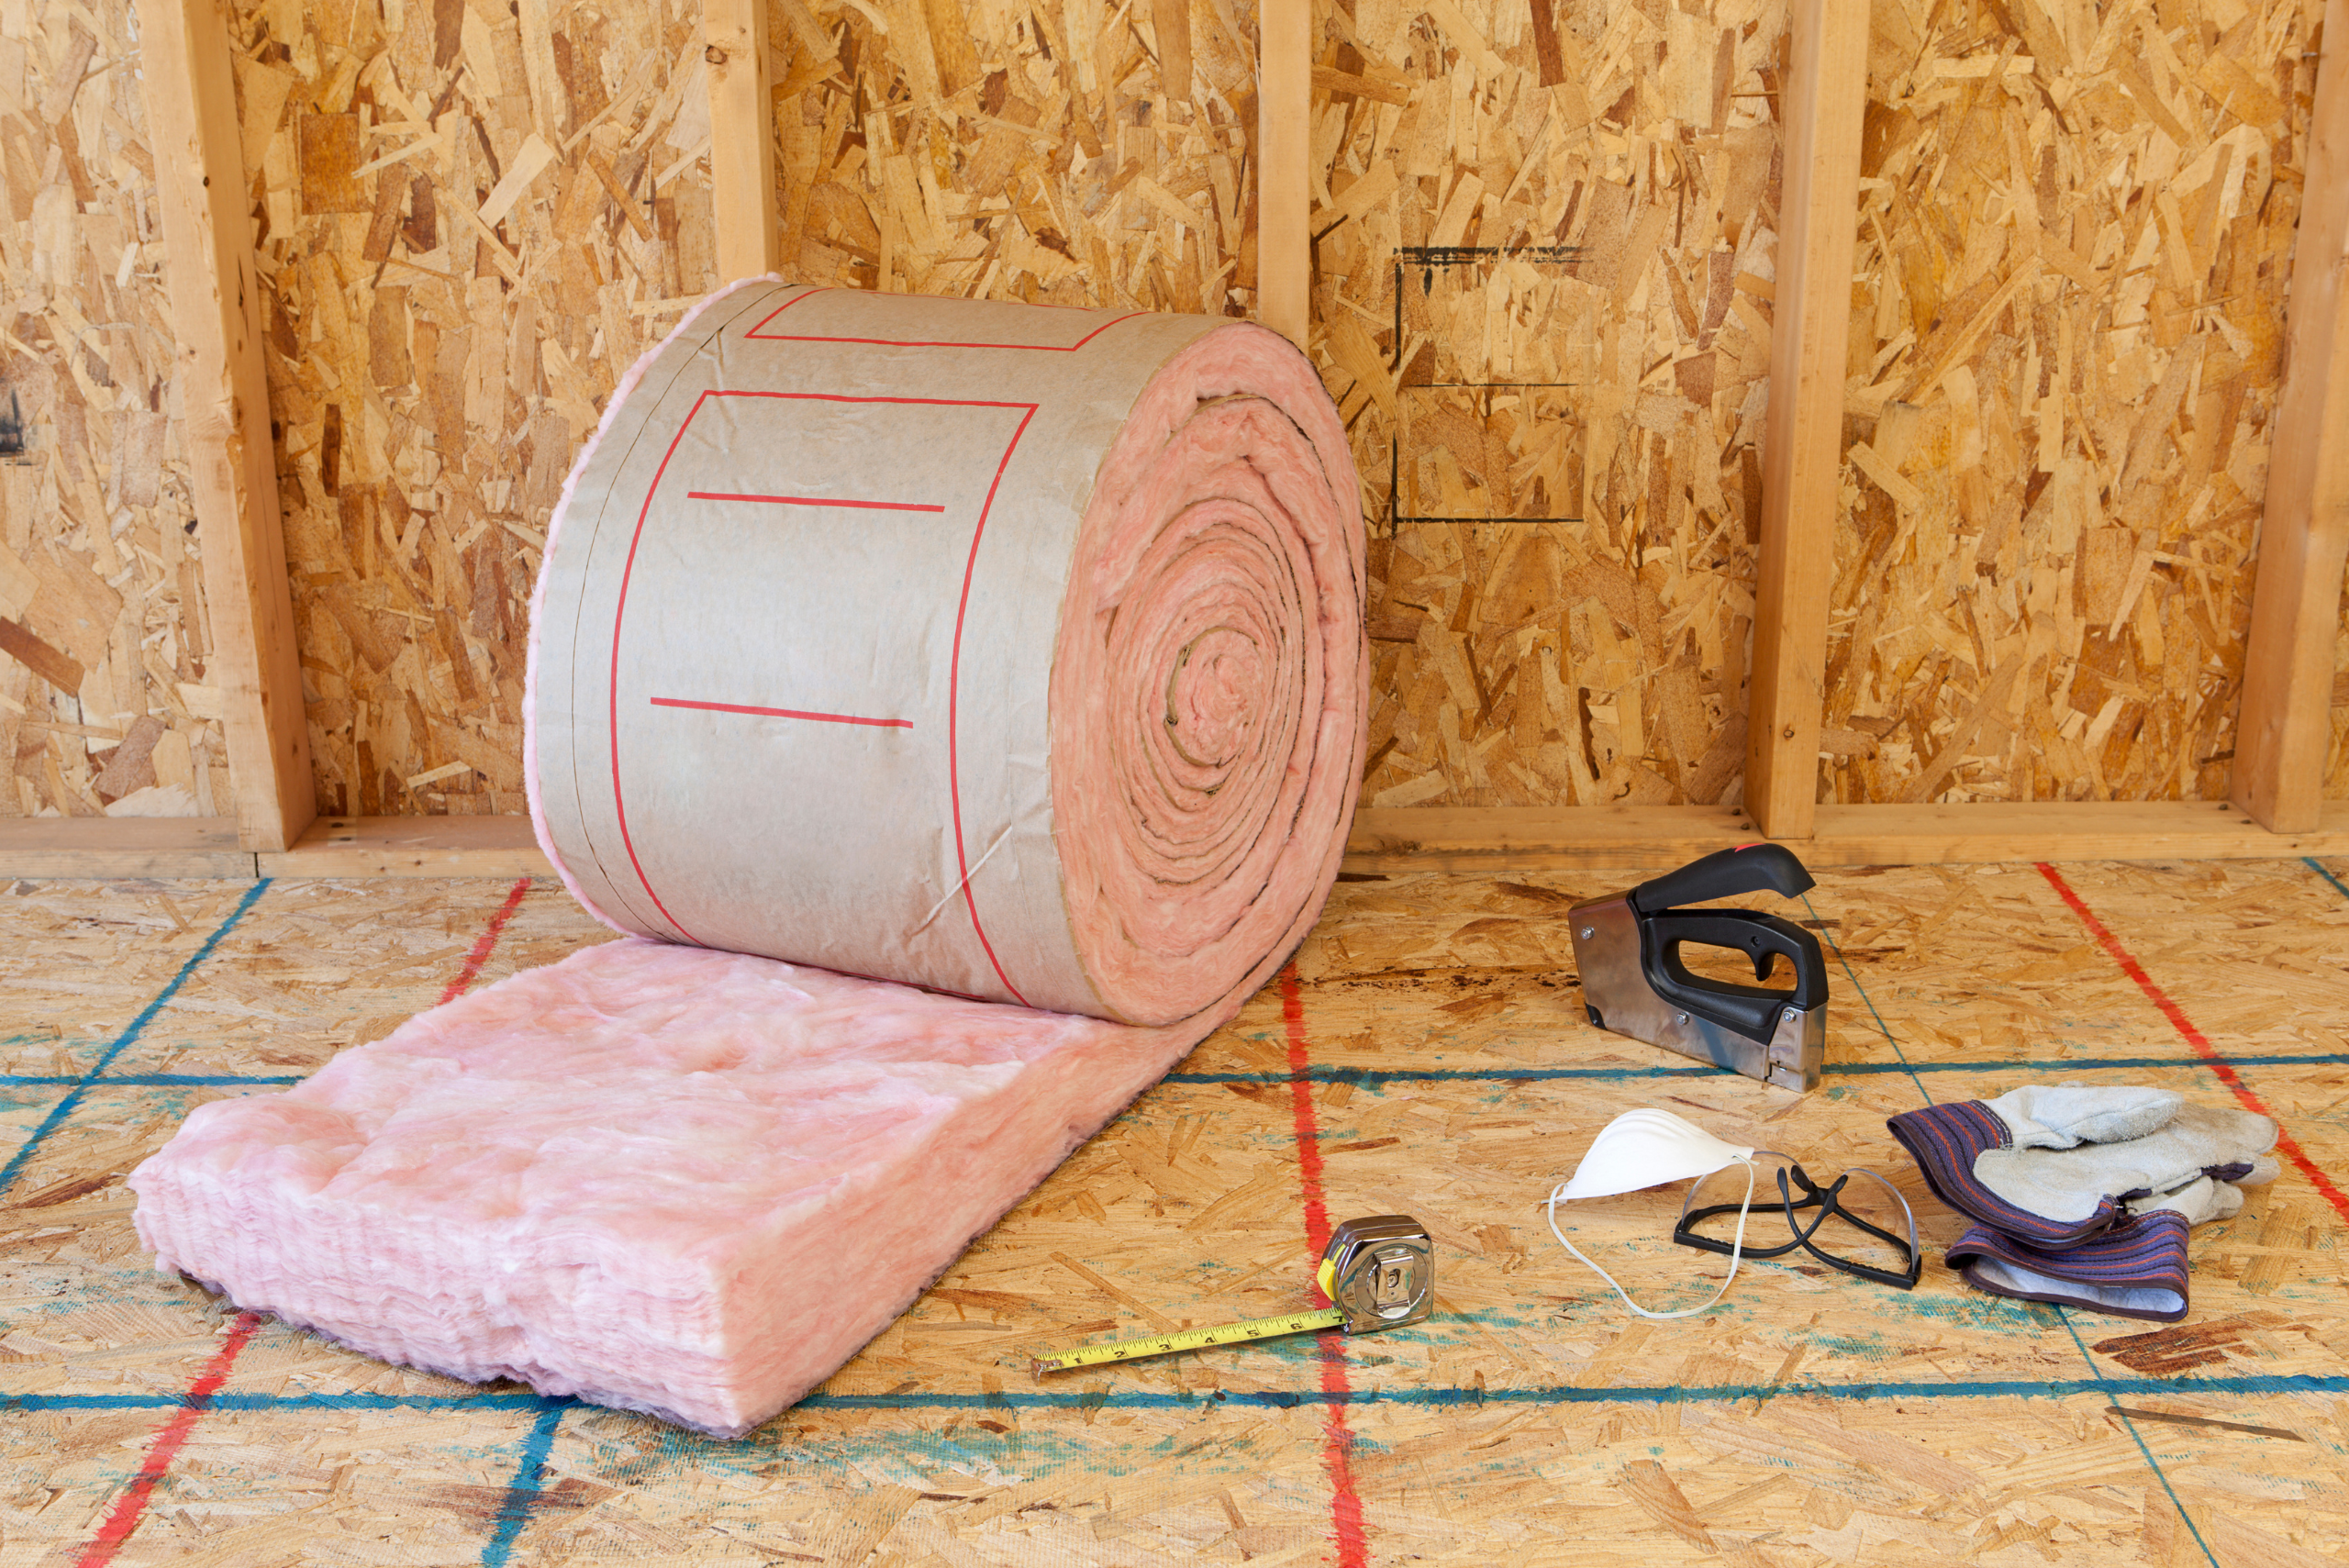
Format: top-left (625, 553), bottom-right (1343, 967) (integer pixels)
top-left (707, 0), bottom-right (784, 281)
top-left (1743, 0), bottom-right (1870, 840)
top-left (139, 0), bottom-right (317, 852)
top-left (2232, 0), bottom-right (2349, 831)
top-left (1257, 0), bottom-right (1311, 347)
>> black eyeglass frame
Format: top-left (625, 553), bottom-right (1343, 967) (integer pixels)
top-left (1672, 1154), bottom-right (1922, 1290)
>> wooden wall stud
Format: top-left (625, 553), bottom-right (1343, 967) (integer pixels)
top-left (1257, 0), bottom-right (1311, 346)
top-left (707, 0), bottom-right (783, 281)
top-left (139, 0), bottom-right (317, 852)
top-left (1742, 0), bottom-right (1870, 839)
top-left (2232, 0), bottom-right (2348, 832)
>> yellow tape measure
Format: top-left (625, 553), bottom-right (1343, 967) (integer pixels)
top-left (1030, 1216), bottom-right (1434, 1377)
top-left (1031, 1306), bottom-right (1346, 1374)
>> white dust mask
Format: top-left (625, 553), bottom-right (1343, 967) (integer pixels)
top-left (1545, 1108), bottom-right (1762, 1320)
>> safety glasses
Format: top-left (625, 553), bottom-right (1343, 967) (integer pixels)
top-left (1673, 1152), bottom-right (1922, 1289)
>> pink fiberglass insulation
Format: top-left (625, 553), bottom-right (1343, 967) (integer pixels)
top-left (131, 941), bottom-right (1201, 1438)
top-left (130, 283), bottom-right (1365, 1436)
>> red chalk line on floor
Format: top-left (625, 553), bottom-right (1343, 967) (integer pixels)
top-left (74, 1312), bottom-right (264, 1568)
top-left (76, 877), bottom-right (535, 1563)
top-left (440, 877), bottom-right (534, 1006)
top-left (2037, 862), bottom-right (2349, 1228)
top-left (1282, 966), bottom-right (1372, 1568)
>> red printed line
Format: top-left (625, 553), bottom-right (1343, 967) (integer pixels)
top-left (607, 390), bottom-right (721, 946)
top-left (944, 405), bottom-right (1039, 1007)
top-left (439, 877), bottom-right (534, 1006)
top-left (607, 387), bottom-right (1038, 981)
top-left (741, 287), bottom-right (1143, 351)
top-left (740, 287), bottom-right (823, 335)
top-left (685, 490), bottom-right (944, 514)
top-left (1281, 967), bottom-right (1372, 1568)
top-left (75, 1311), bottom-right (264, 1568)
top-left (2037, 863), bottom-right (2349, 1226)
top-left (651, 697), bottom-right (911, 729)
top-left (77, 885), bottom-right (529, 1564)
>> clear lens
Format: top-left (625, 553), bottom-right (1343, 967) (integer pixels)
top-left (1677, 1157), bottom-right (1919, 1282)
top-left (1789, 1166), bottom-right (1916, 1280)
top-left (1678, 1153), bottom-right (1800, 1253)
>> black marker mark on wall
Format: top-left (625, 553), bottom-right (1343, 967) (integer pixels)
top-left (1386, 246), bottom-right (1587, 533)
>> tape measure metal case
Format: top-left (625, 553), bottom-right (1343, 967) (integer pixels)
top-left (1033, 1215), bottom-right (1433, 1375)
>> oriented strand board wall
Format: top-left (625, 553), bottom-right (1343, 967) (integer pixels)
top-left (1326, 0), bottom-right (2325, 813)
top-left (0, 0), bottom-right (233, 820)
top-left (1818, 0), bottom-right (2319, 806)
top-left (765, 0), bottom-right (1256, 311)
top-left (1324, 0), bottom-right (1788, 811)
top-left (15, 0), bottom-right (2313, 817)
top-left (239, 0), bottom-right (1252, 815)
top-left (231, 0), bottom-right (718, 817)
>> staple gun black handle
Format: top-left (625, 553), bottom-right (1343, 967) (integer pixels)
top-left (1629, 844), bottom-right (1814, 916)
top-left (1641, 910), bottom-right (1828, 1044)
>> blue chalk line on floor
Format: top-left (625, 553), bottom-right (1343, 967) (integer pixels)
top-left (0, 881), bottom-right (270, 1203)
top-left (481, 1399), bottom-right (568, 1568)
top-left (1803, 887), bottom-right (1932, 1106)
top-left (16, 1051), bottom-right (2346, 1097)
top-left (5, 1370), bottom-right (2343, 1418)
top-left (1159, 1050), bottom-right (2349, 1088)
top-left (0, 1073), bottom-right (306, 1086)
top-left (2057, 1307), bottom-right (2221, 1564)
top-left (13, 864), bottom-right (2343, 1558)
top-left (6, 1051), bottom-right (2342, 1095)
top-left (0, 1392), bottom-right (552, 1412)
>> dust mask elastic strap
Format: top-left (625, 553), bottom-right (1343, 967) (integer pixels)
top-left (1543, 1107), bottom-right (1762, 1321)
top-left (1545, 1157), bottom-right (1756, 1320)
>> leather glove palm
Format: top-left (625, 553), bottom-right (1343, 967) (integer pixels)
top-left (1889, 1084), bottom-right (2277, 1249)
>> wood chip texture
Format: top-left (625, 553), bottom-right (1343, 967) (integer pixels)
top-left (0, 0), bottom-right (235, 822)
top-left (764, 0), bottom-right (1257, 312)
top-left (1821, 0), bottom-right (2325, 806)
top-left (1326, 0), bottom-right (1787, 812)
top-left (231, 0), bottom-right (720, 816)
top-left (5, 861), bottom-right (2349, 1561)
top-left (6, 0), bottom-right (2340, 816)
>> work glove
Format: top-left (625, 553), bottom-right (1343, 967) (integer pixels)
top-left (1888, 1084), bottom-right (2277, 1249)
top-left (1946, 1208), bottom-right (2190, 1322)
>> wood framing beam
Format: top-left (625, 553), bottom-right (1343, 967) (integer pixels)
top-left (1256, 0), bottom-right (1311, 346)
top-left (9, 803), bottom-right (2345, 883)
top-left (139, 0), bottom-right (316, 853)
top-left (706, 0), bottom-right (782, 280)
top-left (0, 817), bottom-right (548, 879)
top-left (2232, 0), bottom-right (2349, 832)
top-left (0, 818), bottom-right (254, 880)
top-left (1344, 801), bottom-right (2349, 873)
top-left (258, 816), bottom-right (551, 878)
top-left (1742, 0), bottom-right (1869, 840)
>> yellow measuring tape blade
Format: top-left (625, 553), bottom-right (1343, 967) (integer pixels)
top-left (1031, 1306), bottom-right (1346, 1375)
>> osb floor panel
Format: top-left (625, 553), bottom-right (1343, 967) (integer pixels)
top-left (1, 861), bottom-right (2345, 1566)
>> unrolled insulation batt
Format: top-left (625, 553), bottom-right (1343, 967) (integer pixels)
top-left (129, 282), bottom-right (1366, 1437)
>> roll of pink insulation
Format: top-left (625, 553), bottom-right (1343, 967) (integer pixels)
top-left (530, 281), bottom-right (1364, 1026)
top-left (130, 283), bottom-right (1366, 1437)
